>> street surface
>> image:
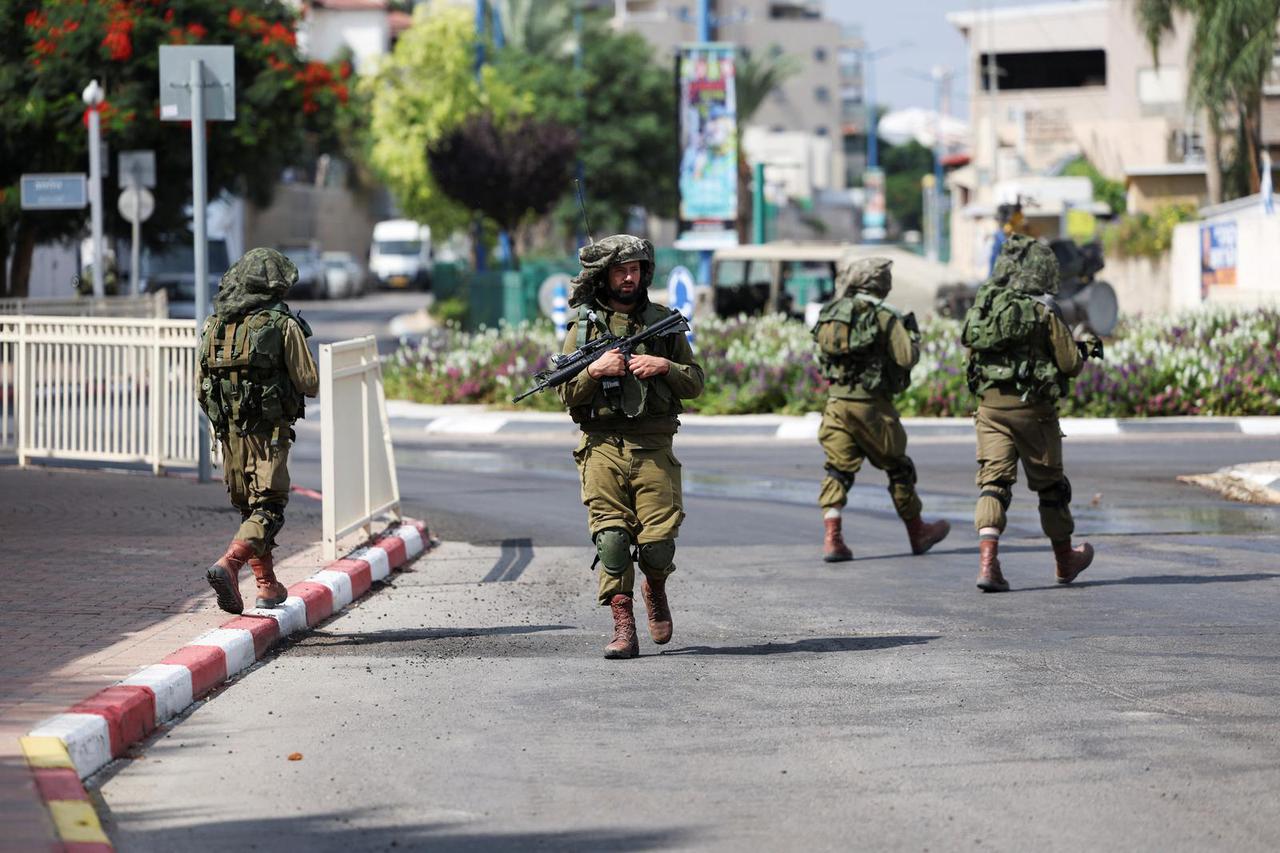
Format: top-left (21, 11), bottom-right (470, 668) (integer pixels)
top-left (94, 425), bottom-right (1280, 851)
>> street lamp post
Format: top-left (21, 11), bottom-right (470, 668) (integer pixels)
top-left (83, 79), bottom-right (105, 298)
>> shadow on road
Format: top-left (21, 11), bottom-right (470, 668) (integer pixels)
top-left (659, 635), bottom-right (937, 656)
top-left (1016, 572), bottom-right (1280, 592)
top-left (301, 624), bottom-right (575, 648)
top-left (849, 544), bottom-right (1047, 562)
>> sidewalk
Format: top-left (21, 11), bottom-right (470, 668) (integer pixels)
top-left (0, 465), bottom-right (331, 850)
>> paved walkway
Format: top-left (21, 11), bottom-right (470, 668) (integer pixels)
top-left (0, 465), bottom-right (329, 851)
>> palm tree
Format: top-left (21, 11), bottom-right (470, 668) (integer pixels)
top-left (734, 51), bottom-right (804, 240)
top-left (1134, 0), bottom-right (1280, 202)
top-left (491, 0), bottom-right (578, 59)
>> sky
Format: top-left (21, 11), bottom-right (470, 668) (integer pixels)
top-left (828, 0), bottom-right (1065, 116)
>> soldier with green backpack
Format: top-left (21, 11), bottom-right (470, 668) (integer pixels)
top-left (811, 256), bottom-right (950, 562)
top-left (961, 235), bottom-right (1102, 592)
top-left (198, 248), bottom-right (318, 614)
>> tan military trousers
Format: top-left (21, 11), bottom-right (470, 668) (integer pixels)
top-left (973, 404), bottom-right (1074, 541)
top-left (818, 397), bottom-right (922, 521)
top-left (221, 432), bottom-right (291, 556)
top-left (573, 433), bottom-right (684, 605)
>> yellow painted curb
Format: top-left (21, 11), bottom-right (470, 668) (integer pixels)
top-left (19, 735), bottom-right (75, 770)
top-left (48, 800), bottom-right (112, 844)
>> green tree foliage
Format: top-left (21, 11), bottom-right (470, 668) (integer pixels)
top-left (1103, 202), bottom-right (1198, 259)
top-left (0, 0), bottom-right (357, 295)
top-left (1134, 0), bottom-right (1280, 201)
top-left (427, 114), bottom-right (578, 265)
top-left (1061, 156), bottom-right (1127, 215)
top-left (881, 140), bottom-right (933, 234)
top-left (364, 5), bottom-right (529, 238)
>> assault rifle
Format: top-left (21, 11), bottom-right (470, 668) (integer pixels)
top-left (512, 308), bottom-right (690, 403)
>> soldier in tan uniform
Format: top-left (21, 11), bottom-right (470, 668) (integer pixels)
top-left (557, 235), bottom-right (705, 659)
top-left (962, 236), bottom-right (1099, 592)
top-left (813, 256), bottom-right (951, 562)
top-left (198, 248), bottom-right (318, 614)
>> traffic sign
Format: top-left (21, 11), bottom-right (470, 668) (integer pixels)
top-left (20, 173), bottom-right (87, 210)
top-left (159, 45), bottom-right (236, 121)
top-left (538, 273), bottom-right (574, 320)
top-left (666, 265), bottom-right (696, 342)
top-left (118, 151), bottom-right (156, 188)
top-left (118, 187), bottom-right (155, 224)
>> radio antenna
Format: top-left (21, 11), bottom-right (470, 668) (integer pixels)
top-left (575, 179), bottom-right (594, 245)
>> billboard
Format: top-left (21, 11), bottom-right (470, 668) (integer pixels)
top-left (676, 44), bottom-right (738, 250)
top-left (1199, 220), bottom-right (1237, 298)
top-left (861, 167), bottom-right (886, 242)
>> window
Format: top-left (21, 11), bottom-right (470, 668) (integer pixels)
top-left (815, 126), bottom-right (829, 137)
top-left (979, 49), bottom-right (1107, 90)
top-left (814, 47), bottom-right (827, 63)
top-left (815, 85), bottom-right (830, 103)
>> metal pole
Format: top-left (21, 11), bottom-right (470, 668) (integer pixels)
top-left (191, 58), bottom-right (211, 483)
top-left (752, 162), bottom-right (766, 244)
top-left (130, 206), bottom-right (141, 296)
top-left (865, 54), bottom-right (877, 171)
top-left (698, 0), bottom-right (711, 41)
top-left (87, 105), bottom-right (105, 298)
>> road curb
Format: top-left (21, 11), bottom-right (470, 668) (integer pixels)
top-left (384, 402), bottom-right (1280, 440)
top-left (20, 520), bottom-right (434, 848)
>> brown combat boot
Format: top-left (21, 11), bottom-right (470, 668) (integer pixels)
top-left (823, 517), bottom-right (853, 563)
top-left (641, 577), bottom-right (673, 645)
top-left (206, 539), bottom-right (255, 614)
top-left (603, 594), bottom-right (639, 659)
top-left (1052, 539), bottom-right (1094, 584)
top-left (976, 539), bottom-right (1009, 593)
top-left (905, 516), bottom-right (951, 555)
top-left (249, 551), bottom-right (289, 608)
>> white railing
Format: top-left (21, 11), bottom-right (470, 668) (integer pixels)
top-left (320, 335), bottom-right (401, 559)
top-left (0, 291), bottom-right (167, 318)
top-left (0, 315), bottom-right (204, 472)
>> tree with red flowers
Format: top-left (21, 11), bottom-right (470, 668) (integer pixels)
top-left (0, 0), bottom-right (363, 295)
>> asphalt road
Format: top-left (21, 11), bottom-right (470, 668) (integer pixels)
top-left (91, 425), bottom-right (1280, 852)
top-left (292, 289), bottom-right (430, 353)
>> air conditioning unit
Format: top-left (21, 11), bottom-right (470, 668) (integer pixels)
top-left (1170, 128), bottom-right (1206, 163)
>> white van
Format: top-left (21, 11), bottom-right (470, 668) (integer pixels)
top-left (369, 219), bottom-right (432, 290)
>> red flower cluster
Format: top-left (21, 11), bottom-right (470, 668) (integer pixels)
top-left (102, 3), bottom-right (135, 62)
top-left (25, 9), bottom-right (80, 67)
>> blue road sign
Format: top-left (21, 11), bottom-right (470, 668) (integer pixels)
top-left (667, 265), bottom-right (696, 343)
top-left (20, 174), bottom-right (87, 210)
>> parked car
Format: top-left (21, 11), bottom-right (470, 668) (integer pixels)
top-left (321, 251), bottom-right (366, 300)
top-left (369, 219), bottom-right (432, 290)
top-left (141, 238), bottom-right (230, 319)
top-left (279, 245), bottom-right (326, 300)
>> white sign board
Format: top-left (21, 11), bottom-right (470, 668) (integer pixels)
top-left (320, 336), bottom-right (401, 559)
top-left (118, 187), bottom-right (155, 224)
top-left (159, 45), bottom-right (236, 121)
top-left (118, 150), bottom-right (157, 188)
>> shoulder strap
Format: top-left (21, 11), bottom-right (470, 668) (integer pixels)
top-left (575, 305), bottom-right (594, 348)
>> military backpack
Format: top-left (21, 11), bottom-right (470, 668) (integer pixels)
top-left (812, 294), bottom-right (912, 395)
top-left (198, 304), bottom-right (309, 442)
top-left (961, 283), bottom-right (1066, 401)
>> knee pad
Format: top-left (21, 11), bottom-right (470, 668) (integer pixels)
top-left (824, 464), bottom-right (856, 490)
top-left (638, 539), bottom-right (676, 574)
top-left (1038, 477), bottom-right (1072, 509)
top-left (593, 528), bottom-right (632, 576)
top-left (887, 459), bottom-right (918, 488)
top-left (980, 479), bottom-right (1013, 510)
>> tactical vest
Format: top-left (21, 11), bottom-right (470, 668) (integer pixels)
top-left (570, 302), bottom-right (683, 422)
top-left (199, 305), bottom-right (308, 441)
top-left (961, 284), bottom-right (1066, 402)
top-left (812, 294), bottom-right (913, 395)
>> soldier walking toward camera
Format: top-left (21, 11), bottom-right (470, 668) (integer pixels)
top-left (198, 248), bottom-right (318, 614)
top-left (558, 235), bottom-right (704, 659)
top-left (962, 235), bottom-right (1100, 592)
top-left (812, 256), bottom-right (950, 562)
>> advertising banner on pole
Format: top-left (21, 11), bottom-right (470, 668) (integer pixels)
top-left (1199, 220), bottom-right (1237, 298)
top-left (861, 167), bottom-right (887, 242)
top-left (675, 44), bottom-right (739, 251)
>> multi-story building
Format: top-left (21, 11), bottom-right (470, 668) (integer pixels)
top-left (838, 24), bottom-right (866, 188)
top-left (615, 0), bottom-right (848, 199)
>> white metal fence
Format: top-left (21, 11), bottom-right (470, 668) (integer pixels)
top-left (0, 315), bottom-right (204, 472)
top-left (320, 335), bottom-right (401, 559)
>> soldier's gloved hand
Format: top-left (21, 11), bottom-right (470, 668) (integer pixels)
top-left (628, 354), bottom-right (670, 379)
top-left (1079, 333), bottom-right (1104, 360)
top-left (587, 348), bottom-right (627, 379)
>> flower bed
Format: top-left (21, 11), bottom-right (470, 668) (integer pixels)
top-left (383, 306), bottom-right (1280, 417)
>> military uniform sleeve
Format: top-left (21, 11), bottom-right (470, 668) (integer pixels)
top-left (556, 321), bottom-right (601, 407)
top-left (663, 331), bottom-right (705, 399)
top-left (882, 310), bottom-right (920, 370)
top-left (283, 319), bottom-right (319, 397)
top-left (1045, 310), bottom-right (1084, 377)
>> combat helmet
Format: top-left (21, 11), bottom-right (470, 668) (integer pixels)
top-left (1007, 239), bottom-right (1060, 296)
top-left (836, 255), bottom-right (893, 298)
top-left (213, 247), bottom-right (299, 318)
top-left (568, 234), bottom-right (655, 307)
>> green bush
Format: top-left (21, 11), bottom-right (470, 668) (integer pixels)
top-left (1103, 203), bottom-right (1198, 259)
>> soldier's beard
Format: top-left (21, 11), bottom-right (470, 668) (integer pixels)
top-left (607, 283), bottom-right (640, 305)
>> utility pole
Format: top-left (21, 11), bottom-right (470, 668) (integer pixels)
top-left (82, 80), bottom-right (105, 298)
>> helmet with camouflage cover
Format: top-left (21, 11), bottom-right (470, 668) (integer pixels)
top-left (213, 247), bottom-right (299, 319)
top-left (989, 233), bottom-right (1036, 287)
top-left (836, 255), bottom-right (893, 298)
top-left (568, 234), bottom-right (655, 307)
top-left (1007, 239), bottom-right (1060, 295)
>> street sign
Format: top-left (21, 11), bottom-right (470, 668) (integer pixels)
top-left (20, 173), bottom-right (88, 210)
top-left (118, 150), bottom-right (156, 188)
top-left (538, 273), bottom-right (573, 319)
top-left (159, 45), bottom-right (235, 121)
top-left (118, 187), bottom-right (155, 224)
top-left (666, 265), bottom-right (696, 342)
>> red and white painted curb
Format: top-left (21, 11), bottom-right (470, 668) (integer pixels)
top-left (25, 520), bottom-right (432, 782)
